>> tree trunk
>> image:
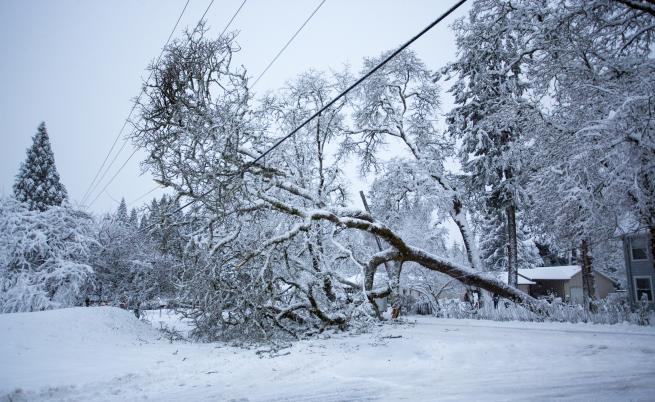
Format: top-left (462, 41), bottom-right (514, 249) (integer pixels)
top-left (580, 239), bottom-right (595, 311)
top-left (359, 191), bottom-right (397, 303)
top-left (387, 260), bottom-right (403, 307)
top-left (650, 224), bottom-right (655, 272)
top-left (506, 204), bottom-right (518, 288)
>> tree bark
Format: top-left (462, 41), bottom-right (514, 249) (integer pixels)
top-left (506, 204), bottom-right (519, 288)
top-left (580, 239), bottom-right (596, 311)
top-left (650, 224), bottom-right (655, 273)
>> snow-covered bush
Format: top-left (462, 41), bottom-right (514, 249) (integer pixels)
top-left (0, 197), bottom-right (95, 313)
top-left (433, 296), bottom-right (653, 326)
top-left (90, 197), bottom-right (181, 308)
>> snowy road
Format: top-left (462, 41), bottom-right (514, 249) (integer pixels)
top-left (1, 307), bottom-right (654, 401)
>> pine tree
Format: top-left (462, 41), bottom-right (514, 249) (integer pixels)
top-left (129, 208), bottom-right (139, 227)
top-left (116, 198), bottom-right (128, 223)
top-left (441, 0), bottom-right (540, 285)
top-left (13, 122), bottom-right (68, 211)
top-left (478, 208), bottom-right (542, 272)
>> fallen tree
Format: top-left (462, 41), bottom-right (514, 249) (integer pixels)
top-left (131, 25), bottom-right (546, 341)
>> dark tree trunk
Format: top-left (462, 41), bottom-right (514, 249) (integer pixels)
top-left (506, 204), bottom-right (518, 288)
top-left (649, 224), bottom-right (655, 274)
top-left (580, 239), bottom-right (596, 311)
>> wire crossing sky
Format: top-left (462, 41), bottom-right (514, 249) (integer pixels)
top-left (0, 0), bottom-right (471, 213)
top-left (80, 0), bottom-right (192, 206)
top-left (85, 0), bottom-right (249, 208)
top-left (160, 0), bottom-right (468, 219)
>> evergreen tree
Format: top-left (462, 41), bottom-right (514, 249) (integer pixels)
top-left (13, 122), bottom-right (68, 211)
top-left (116, 198), bottom-right (128, 223)
top-left (478, 208), bottom-right (542, 272)
top-left (441, 0), bottom-right (540, 286)
top-left (129, 208), bottom-right (139, 227)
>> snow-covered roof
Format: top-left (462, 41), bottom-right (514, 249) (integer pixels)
top-left (492, 271), bottom-right (536, 285)
top-left (519, 266), bottom-right (581, 281)
top-left (520, 266), bottom-right (619, 284)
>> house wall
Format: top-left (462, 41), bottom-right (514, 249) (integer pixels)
top-left (565, 272), bottom-right (616, 303)
top-left (623, 233), bottom-right (654, 305)
top-left (593, 273), bottom-right (616, 299)
top-left (563, 274), bottom-right (578, 303)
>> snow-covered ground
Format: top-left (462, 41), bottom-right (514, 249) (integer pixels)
top-left (2, 307), bottom-right (655, 401)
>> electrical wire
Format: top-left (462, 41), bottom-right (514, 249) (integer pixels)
top-left (87, 148), bottom-right (139, 207)
top-left (81, 0), bottom-right (190, 204)
top-left (86, 0), bottom-right (242, 208)
top-left (219, 0), bottom-right (247, 39)
top-left (250, 0), bottom-right (326, 89)
top-left (166, 0), bottom-right (469, 217)
top-left (128, 184), bottom-right (164, 207)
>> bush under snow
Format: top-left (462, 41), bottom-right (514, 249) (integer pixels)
top-left (0, 198), bottom-right (95, 313)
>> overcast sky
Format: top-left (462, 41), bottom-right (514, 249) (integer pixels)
top-left (0, 0), bottom-right (470, 214)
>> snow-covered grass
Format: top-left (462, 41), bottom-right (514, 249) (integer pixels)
top-left (2, 307), bottom-right (655, 401)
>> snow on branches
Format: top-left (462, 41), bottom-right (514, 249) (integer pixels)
top-left (0, 198), bottom-right (95, 313)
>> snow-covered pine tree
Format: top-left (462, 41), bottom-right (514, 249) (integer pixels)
top-left (0, 197), bottom-right (94, 312)
top-left (478, 207), bottom-right (542, 272)
top-left (13, 122), bottom-right (68, 211)
top-left (129, 208), bottom-right (138, 227)
top-left (441, 0), bottom-right (539, 287)
top-left (116, 198), bottom-right (128, 223)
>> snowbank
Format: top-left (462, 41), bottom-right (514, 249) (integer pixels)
top-left (0, 307), bottom-right (160, 395)
top-left (2, 308), bottom-right (655, 401)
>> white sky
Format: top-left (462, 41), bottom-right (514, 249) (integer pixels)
top-left (0, 0), bottom-right (470, 215)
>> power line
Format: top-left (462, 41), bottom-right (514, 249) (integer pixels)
top-left (250, 0), bottom-right (326, 89)
top-left (86, 0), bottom-right (233, 208)
top-left (167, 0), bottom-right (469, 217)
top-left (81, 0), bottom-right (190, 204)
top-left (219, 0), bottom-right (247, 39)
top-left (87, 148), bottom-right (139, 207)
top-left (128, 184), bottom-right (164, 207)
top-left (249, 0), bottom-right (467, 167)
top-left (83, 133), bottom-right (131, 204)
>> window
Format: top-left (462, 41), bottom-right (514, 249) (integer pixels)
top-left (634, 276), bottom-right (653, 302)
top-left (630, 237), bottom-right (649, 261)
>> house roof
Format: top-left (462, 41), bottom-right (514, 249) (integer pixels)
top-left (518, 266), bottom-right (617, 284)
top-left (491, 271), bottom-right (536, 285)
top-left (519, 266), bottom-right (581, 281)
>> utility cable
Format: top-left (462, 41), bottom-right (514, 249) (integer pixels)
top-left (86, 0), bottom-right (237, 208)
top-left (81, 0), bottom-right (190, 204)
top-left (250, 0), bottom-right (326, 89)
top-left (165, 0), bottom-right (469, 217)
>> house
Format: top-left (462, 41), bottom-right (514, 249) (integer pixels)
top-left (622, 232), bottom-right (654, 305)
top-left (519, 266), bottom-right (617, 304)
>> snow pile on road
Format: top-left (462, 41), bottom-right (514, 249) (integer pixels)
top-left (0, 307), bottom-right (160, 398)
top-left (2, 308), bottom-right (655, 401)
top-left (0, 306), bottom-right (159, 348)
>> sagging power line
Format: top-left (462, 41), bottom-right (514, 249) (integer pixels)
top-left (81, 0), bottom-right (191, 205)
top-left (163, 0), bottom-right (469, 218)
top-left (86, 0), bottom-right (249, 208)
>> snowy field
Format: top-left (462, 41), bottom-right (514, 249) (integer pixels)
top-left (1, 307), bottom-right (655, 401)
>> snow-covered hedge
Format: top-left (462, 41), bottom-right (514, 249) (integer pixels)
top-left (432, 296), bottom-right (653, 326)
top-left (0, 198), bottom-right (96, 313)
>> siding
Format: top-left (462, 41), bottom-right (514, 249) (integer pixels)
top-left (623, 233), bottom-right (654, 305)
top-left (566, 272), bottom-right (616, 301)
